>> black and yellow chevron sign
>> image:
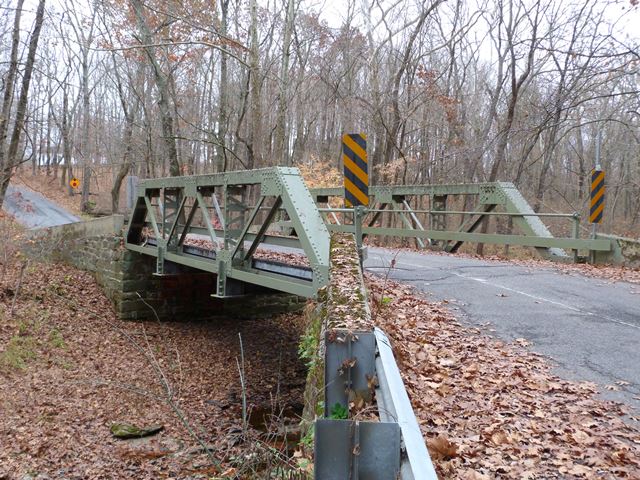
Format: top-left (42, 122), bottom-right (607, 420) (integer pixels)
top-left (590, 169), bottom-right (605, 224)
top-left (342, 133), bottom-right (368, 207)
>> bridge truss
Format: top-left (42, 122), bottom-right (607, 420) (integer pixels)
top-left (125, 167), bottom-right (329, 298)
top-left (310, 182), bottom-right (612, 260)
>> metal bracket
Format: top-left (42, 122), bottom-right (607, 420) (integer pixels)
top-left (325, 330), bottom-right (376, 415)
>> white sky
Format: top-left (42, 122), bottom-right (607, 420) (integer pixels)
top-left (312, 0), bottom-right (640, 42)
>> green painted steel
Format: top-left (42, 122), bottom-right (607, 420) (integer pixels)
top-left (311, 182), bottom-right (613, 259)
top-left (125, 167), bottom-right (330, 298)
top-left (325, 224), bottom-right (611, 251)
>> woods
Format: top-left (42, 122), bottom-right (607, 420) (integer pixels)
top-left (0, 0), bottom-right (638, 231)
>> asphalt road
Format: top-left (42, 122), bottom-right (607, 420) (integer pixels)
top-left (366, 247), bottom-right (640, 411)
top-left (3, 184), bottom-right (79, 228)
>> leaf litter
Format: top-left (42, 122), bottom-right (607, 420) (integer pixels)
top-left (367, 273), bottom-right (640, 478)
top-left (0, 258), bottom-right (308, 478)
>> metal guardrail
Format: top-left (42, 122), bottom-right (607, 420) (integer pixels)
top-left (375, 328), bottom-right (438, 480)
top-left (315, 327), bottom-right (438, 479)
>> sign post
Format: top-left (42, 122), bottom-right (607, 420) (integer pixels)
top-left (589, 131), bottom-right (604, 263)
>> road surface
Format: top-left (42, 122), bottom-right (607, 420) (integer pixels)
top-left (3, 184), bottom-right (79, 228)
top-left (366, 248), bottom-right (640, 411)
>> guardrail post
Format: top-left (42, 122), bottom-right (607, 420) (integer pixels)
top-left (354, 206), bottom-right (366, 265)
top-left (572, 213), bottom-right (580, 263)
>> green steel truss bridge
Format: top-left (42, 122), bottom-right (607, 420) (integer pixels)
top-left (125, 167), bottom-right (329, 298)
top-left (125, 167), bottom-right (617, 299)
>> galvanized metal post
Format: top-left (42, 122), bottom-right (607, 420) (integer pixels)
top-left (430, 194), bottom-right (447, 247)
top-left (572, 213), bottom-right (580, 263)
top-left (591, 131), bottom-right (602, 264)
top-left (354, 206), bottom-right (365, 265)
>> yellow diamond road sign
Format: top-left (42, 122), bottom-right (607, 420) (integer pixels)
top-left (70, 177), bottom-right (80, 189)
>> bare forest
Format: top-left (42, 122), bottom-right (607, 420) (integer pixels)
top-left (0, 0), bottom-right (639, 233)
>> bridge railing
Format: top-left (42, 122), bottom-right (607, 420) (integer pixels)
top-left (310, 183), bottom-right (613, 261)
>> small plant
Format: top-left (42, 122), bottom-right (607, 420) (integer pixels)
top-left (49, 328), bottom-right (66, 349)
top-left (300, 425), bottom-right (314, 450)
top-left (0, 335), bottom-right (37, 369)
top-left (381, 296), bottom-right (393, 306)
top-left (329, 402), bottom-right (348, 420)
top-left (298, 331), bottom-right (318, 367)
top-left (17, 320), bottom-right (29, 335)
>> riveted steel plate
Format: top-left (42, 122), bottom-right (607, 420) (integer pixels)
top-left (260, 170), bottom-right (283, 196)
top-left (374, 187), bottom-right (393, 204)
top-left (325, 330), bottom-right (376, 412)
top-left (314, 419), bottom-right (400, 480)
top-left (479, 185), bottom-right (506, 205)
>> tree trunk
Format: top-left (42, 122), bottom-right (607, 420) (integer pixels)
top-left (0, 0), bottom-right (25, 178)
top-left (0, 0), bottom-right (45, 207)
top-left (247, 0), bottom-right (262, 169)
top-left (130, 0), bottom-right (180, 176)
top-left (274, 0), bottom-right (295, 165)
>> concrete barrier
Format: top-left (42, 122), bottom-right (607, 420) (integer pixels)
top-left (595, 234), bottom-right (640, 268)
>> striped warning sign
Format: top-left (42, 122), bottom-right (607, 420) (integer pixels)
top-left (342, 133), bottom-right (368, 207)
top-left (590, 169), bottom-right (605, 224)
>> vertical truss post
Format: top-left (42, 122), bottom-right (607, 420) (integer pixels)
top-left (572, 213), bottom-right (580, 262)
top-left (430, 194), bottom-right (448, 247)
top-left (224, 185), bottom-right (247, 256)
top-left (216, 259), bottom-right (227, 297)
top-left (392, 196), bottom-right (426, 249)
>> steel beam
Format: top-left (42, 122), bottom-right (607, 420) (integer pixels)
top-left (325, 224), bottom-right (611, 251)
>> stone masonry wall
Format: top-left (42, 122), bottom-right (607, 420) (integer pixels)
top-left (26, 215), bottom-right (306, 320)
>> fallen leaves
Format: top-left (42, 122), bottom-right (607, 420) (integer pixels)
top-left (367, 273), bottom-right (640, 478)
top-left (428, 435), bottom-right (458, 460)
top-left (0, 258), bottom-right (309, 478)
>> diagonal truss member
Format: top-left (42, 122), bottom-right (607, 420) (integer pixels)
top-left (125, 167), bottom-right (330, 298)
